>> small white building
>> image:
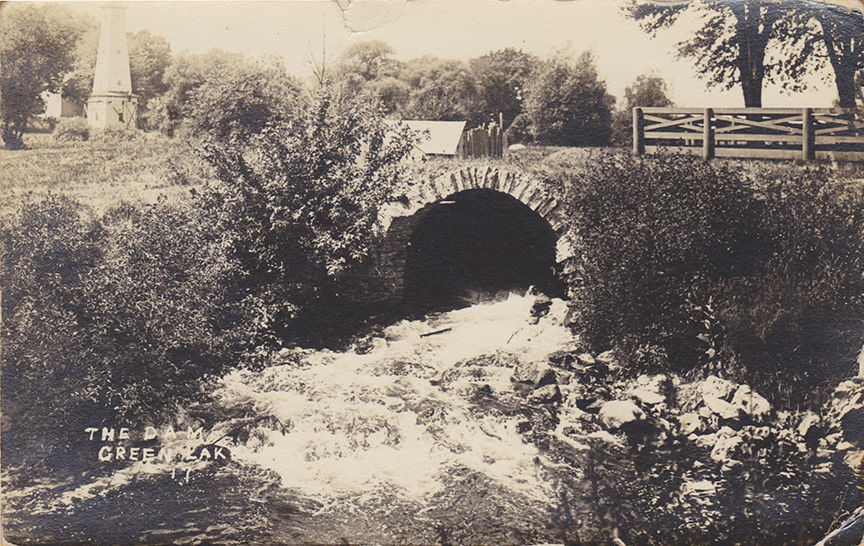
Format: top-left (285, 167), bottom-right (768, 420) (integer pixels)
top-left (43, 92), bottom-right (84, 119)
top-left (386, 120), bottom-right (504, 159)
top-left (386, 120), bottom-right (467, 159)
top-left (87, 4), bottom-right (137, 130)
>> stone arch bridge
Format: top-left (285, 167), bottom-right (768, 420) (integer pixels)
top-left (372, 166), bottom-right (570, 311)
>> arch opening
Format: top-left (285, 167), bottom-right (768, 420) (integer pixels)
top-left (402, 188), bottom-right (565, 314)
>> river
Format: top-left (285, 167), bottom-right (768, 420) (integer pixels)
top-left (3, 293), bottom-right (600, 545)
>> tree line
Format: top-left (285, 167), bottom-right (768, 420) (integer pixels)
top-left (2, 1), bottom-right (862, 150)
top-left (0, 2), bottom-right (668, 150)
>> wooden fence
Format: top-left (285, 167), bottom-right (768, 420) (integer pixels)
top-left (633, 107), bottom-right (864, 162)
top-left (458, 123), bottom-right (504, 159)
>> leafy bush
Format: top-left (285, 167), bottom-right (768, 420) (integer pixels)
top-left (197, 89), bottom-right (417, 345)
top-left (717, 168), bottom-right (864, 401)
top-left (82, 200), bottom-right (251, 415)
top-left (1, 195), bottom-right (251, 469)
top-left (2, 196), bottom-right (105, 466)
top-left (53, 116), bottom-right (90, 141)
top-left (90, 126), bottom-right (142, 143)
top-left (558, 153), bottom-right (864, 406)
top-left (560, 153), bottom-right (764, 370)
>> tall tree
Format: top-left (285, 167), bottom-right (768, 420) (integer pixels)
top-left (186, 56), bottom-right (301, 143)
top-left (771, 2), bottom-right (864, 107)
top-left (625, 0), bottom-right (803, 107)
top-left (0, 3), bottom-right (86, 148)
top-left (154, 49), bottom-right (245, 135)
top-left (815, 5), bottom-right (864, 108)
top-left (128, 30), bottom-right (172, 109)
top-left (335, 40), bottom-right (406, 113)
top-left (401, 57), bottom-right (484, 126)
top-left (337, 40), bottom-right (401, 84)
top-left (523, 50), bottom-right (616, 147)
top-left (470, 48), bottom-right (539, 130)
top-left (612, 72), bottom-right (675, 146)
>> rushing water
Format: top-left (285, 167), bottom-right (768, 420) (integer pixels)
top-left (4, 293), bottom-right (594, 545)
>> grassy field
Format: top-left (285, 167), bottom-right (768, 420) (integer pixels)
top-left (1, 133), bottom-right (196, 217)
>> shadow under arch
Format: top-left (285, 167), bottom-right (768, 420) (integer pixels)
top-left (400, 188), bottom-right (565, 314)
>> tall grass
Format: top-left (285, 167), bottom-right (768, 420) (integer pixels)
top-left (1, 132), bottom-right (197, 216)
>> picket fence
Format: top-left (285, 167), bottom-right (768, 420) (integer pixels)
top-left (458, 123), bottom-right (505, 159)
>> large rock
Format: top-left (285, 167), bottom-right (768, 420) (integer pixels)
top-left (730, 384), bottom-right (771, 419)
top-left (530, 384), bottom-right (562, 405)
top-left (710, 434), bottom-right (743, 463)
top-left (598, 400), bottom-right (644, 429)
top-left (536, 367), bottom-right (558, 388)
top-left (797, 411), bottom-right (820, 438)
top-left (699, 375), bottom-right (742, 420)
top-left (678, 413), bottom-right (704, 435)
top-left (595, 350), bottom-right (620, 371)
top-left (699, 375), bottom-right (737, 401)
top-left (577, 353), bottom-right (596, 366)
top-left (627, 374), bottom-right (668, 406)
top-left (703, 395), bottom-right (742, 420)
top-left (513, 361), bottom-right (553, 386)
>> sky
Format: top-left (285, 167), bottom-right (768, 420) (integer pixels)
top-left (16, 0), bottom-right (854, 107)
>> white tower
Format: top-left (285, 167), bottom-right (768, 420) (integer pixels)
top-left (87, 4), bottom-right (137, 129)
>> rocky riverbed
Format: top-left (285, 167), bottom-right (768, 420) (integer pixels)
top-left (3, 294), bottom-right (862, 545)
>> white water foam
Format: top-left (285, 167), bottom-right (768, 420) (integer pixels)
top-left (216, 293), bottom-right (578, 503)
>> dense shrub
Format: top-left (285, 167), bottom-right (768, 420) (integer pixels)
top-left (718, 168), bottom-right (864, 401)
top-left (2, 196), bottom-right (106, 466)
top-left (560, 153), bottom-right (765, 370)
top-left (1, 196), bottom-right (251, 469)
top-left (558, 153), bottom-right (864, 406)
top-left (52, 116), bottom-right (90, 141)
top-left (82, 200), bottom-right (251, 414)
top-left (197, 90), bottom-right (417, 345)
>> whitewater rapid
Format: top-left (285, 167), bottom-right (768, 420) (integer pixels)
top-left (214, 293), bottom-right (578, 504)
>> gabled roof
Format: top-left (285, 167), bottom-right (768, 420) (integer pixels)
top-left (386, 120), bottom-right (466, 156)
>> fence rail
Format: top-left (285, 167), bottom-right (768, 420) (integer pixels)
top-left (633, 107), bottom-right (864, 162)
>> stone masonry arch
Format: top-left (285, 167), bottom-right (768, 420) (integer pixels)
top-left (373, 166), bottom-right (568, 306)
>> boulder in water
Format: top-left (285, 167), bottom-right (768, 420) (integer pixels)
top-left (598, 400), bottom-right (644, 429)
top-left (530, 384), bottom-right (562, 405)
top-left (536, 368), bottom-right (558, 388)
top-left (577, 353), bottom-right (596, 366)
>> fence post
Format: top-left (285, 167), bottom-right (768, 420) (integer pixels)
top-left (802, 108), bottom-right (813, 161)
top-left (703, 108), bottom-right (714, 160)
top-left (632, 107), bottom-right (644, 155)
